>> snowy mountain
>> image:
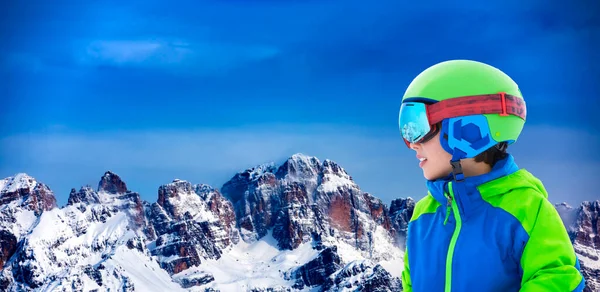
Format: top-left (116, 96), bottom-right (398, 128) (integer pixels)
top-left (0, 173), bottom-right (57, 269)
top-left (0, 154), bottom-right (598, 291)
top-left (556, 201), bottom-right (600, 292)
top-left (220, 154), bottom-right (399, 261)
top-left (0, 154), bottom-right (405, 291)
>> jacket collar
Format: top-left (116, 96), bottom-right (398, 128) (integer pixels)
top-left (426, 154), bottom-right (520, 219)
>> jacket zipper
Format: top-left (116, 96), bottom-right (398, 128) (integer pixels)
top-left (445, 181), bottom-right (462, 292)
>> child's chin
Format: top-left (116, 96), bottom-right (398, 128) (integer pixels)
top-left (423, 171), bottom-right (444, 181)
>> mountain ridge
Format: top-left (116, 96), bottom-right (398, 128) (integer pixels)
top-left (0, 153), bottom-right (598, 291)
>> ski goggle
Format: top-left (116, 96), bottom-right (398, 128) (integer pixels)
top-left (398, 92), bottom-right (527, 147)
top-left (399, 102), bottom-right (436, 145)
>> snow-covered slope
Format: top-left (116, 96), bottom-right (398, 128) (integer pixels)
top-left (0, 172), bottom-right (173, 291)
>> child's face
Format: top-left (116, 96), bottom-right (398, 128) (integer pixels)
top-left (409, 131), bottom-right (453, 180)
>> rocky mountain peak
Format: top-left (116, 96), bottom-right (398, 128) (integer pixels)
top-left (573, 200), bottom-right (600, 247)
top-left (67, 185), bottom-right (100, 206)
top-left (157, 179), bottom-right (210, 221)
top-left (220, 154), bottom-right (400, 263)
top-left (194, 184), bottom-right (217, 201)
top-left (0, 173), bottom-right (36, 194)
top-left (98, 171), bottom-right (128, 194)
top-left (0, 173), bottom-right (57, 215)
top-left (0, 173), bottom-right (58, 276)
top-left (388, 197), bottom-right (415, 248)
top-left (275, 153), bottom-right (322, 181)
top-left (322, 159), bottom-right (349, 178)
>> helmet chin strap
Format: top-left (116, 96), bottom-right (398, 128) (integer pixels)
top-left (448, 147), bottom-right (470, 222)
top-left (450, 148), bottom-right (467, 182)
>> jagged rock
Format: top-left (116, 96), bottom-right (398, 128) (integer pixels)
top-left (0, 173), bottom-right (57, 215)
top-left (222, 154), bottom-right (400, 262)
top-left (0, 230), bottom-right (17, 271)
top-left (0, 172), bottom-right (182, 291)
top-left (322, 260), bottom-right (402, 292)
top-left (98, 171), bottom-right (128, 194)
top-left (149, 178), bottom-right (239, 287)
top-left (221, 163), bottom-right (281, 243)
top-left (179, 273), bottom-right (214, 288)
top-left (389, 197), bottom-right (415, 248)
top-left (556, 201), bottom-right (600, 292)
top-left (0, 174), bottom-right (58, 271)
top-left (285, 246), bottom-right (342, 289)
top-left (67, 186), bottom-right (100, 207)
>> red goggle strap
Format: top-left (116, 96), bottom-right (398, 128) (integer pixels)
top-left (427, 92), bottom-right (527, 125)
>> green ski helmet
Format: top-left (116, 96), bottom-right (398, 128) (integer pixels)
top-left (398, 59), bottom-right (527, 160)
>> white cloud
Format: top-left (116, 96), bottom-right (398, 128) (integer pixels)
top-left (78, 39), bottom-right (280, 75)
top-left (85, 40), bottom-right (168, 64)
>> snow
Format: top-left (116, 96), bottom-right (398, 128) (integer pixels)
top-left (247, 162), bottom-right (277, 180)
top-left (2, 173), bottom-right (37, 193)
top-left (574, 242), bottom-right (600, 270)
top-left (105, 245), bottom-right (183, 291)
top-left (0, 177), bottom-right (9, 193)
top-left (97, 191), bottom-right (129, 207)
top-left (40, 244), bottom-right (183, 292)
top-left (322, 209), bottom-right (402, 263)
top-left (336, 260), bottom-right (372, 284)
top-left (6, 173), bottom-right (37, 193)
top-left (319, 172), bottom-right (355, 194)
top-left (379, 254), bottom-right (405, 279)
top-left (162, 180), bottom-right (218, 222)
top-left (316, 159), bottom-right (356, 194)
top-left (291, 153), bottom-right (320, 166)
top-left (285, 154), bottom-right (321, 183)
top-left (0, 184), bottom-right (41, 239)
top-left (80, 274), bottom-right (102, 291)
top-left (7, 208), bottom-right (38, 239)
top-left (331, 239), bottom-right (369, 263)
top-left (17, 202), bottom-right (153, 290)
top-left (177, 229), bottom-right (320, 291)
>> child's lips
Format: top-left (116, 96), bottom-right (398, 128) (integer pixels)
top-left (417, 155), bottom-right (427, 167)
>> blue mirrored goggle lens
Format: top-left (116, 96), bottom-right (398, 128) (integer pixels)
top-left (398, 102), bottom-right (431, 144)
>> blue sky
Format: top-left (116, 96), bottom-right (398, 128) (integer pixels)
top-left (1, 0), bottom-right (599, 207)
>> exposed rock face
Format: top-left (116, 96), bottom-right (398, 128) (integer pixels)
top-left (389, 197), bottom-right (415, 248)
top-left (221, 163), bottom-right (281, 243)
top-left (98, 171), bottom-right (128, 194)
top-left (285, 246), bottom-right (343, 289)
top-left (556, 201), bottom-right (600, 292)
top-left (572, 201), bottom-right (600, 250)
top-left (322, 260), bottom-right (403, 292)
top-left (67, 186), bottom-right (100, 207)
top-left (0, 230), bottom-right (17, 275)
top-left (0, 173), bottom-right (57, 215)
top-left (221, 154), bottom-right (400, 262)
top-left (149, 179), bottom-right (239, 285)
top-left (0, 172), bottom-right (180, 291)
top-left (0, 173), bottom-right (57, 271)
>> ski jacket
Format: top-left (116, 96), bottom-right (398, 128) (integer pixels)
top-left (401, 154), bottom-right (586, 292)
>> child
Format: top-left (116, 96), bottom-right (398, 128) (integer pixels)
top-left (398, 60), bottom-right (586, 291)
